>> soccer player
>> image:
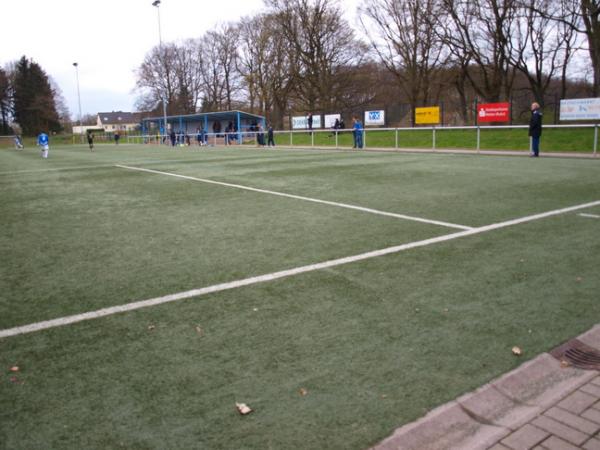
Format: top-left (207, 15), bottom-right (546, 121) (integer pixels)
top-left (87, 131), bottom-right (94, 151)
top-left (14, 135), bottom-right (24, 149)
top-left (37, 131), bottom-right (49, 158)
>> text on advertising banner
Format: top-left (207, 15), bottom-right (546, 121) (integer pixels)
top-left (364, 110), bottom-right (385, 126)
top-left (560, 98), bottom-right (600, 121)
top-left (415, 106), bottom-right (440, 125)
top-left (477, 102), bottom-right (510, 123)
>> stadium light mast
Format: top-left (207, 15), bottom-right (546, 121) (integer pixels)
top-left (72, 62), bottom-right (83, 143)
top-left (152, 0), bottom-right (168, 139)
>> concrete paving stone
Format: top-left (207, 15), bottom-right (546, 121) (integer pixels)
top-left (540, 435), bottom-right (582, 450)
top-left (371, 401), bottom-right (510, 450)
top-left (581, 383), bottom-right (600, 398)
top-left (578, 325), bottom-right (600, 349)
top-left (582, 406), bottom-right (600, 424)
top-left (457, 383), bottom-right (541, 429)
top-left (531, 415), bottom-right (589, 446)
top-left (557, 390), bottom-right (599, 415)
top-left (544, 406), bottom-right (600, 434)
top-left (493, 354), bottom-right (597, 409)
top-left (583, 437), bottom-right (600, 450)
top-left (500, 424), bottom-right (549, 450)
top-left (487, 444), bottom-right (512, 450)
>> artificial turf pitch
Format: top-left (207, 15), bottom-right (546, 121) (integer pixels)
top-left (1, 144), bottom-right (599, 449)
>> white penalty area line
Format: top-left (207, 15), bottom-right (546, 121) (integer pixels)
top-left (579, 213), bottom-right (600, 219)
top-left (115, 164), bottom-right (473, 231)
top-left (2, 199), bottom-right (599, 340)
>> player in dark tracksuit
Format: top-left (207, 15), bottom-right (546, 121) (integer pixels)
top-left (528, 102), bottom-right (543, 157)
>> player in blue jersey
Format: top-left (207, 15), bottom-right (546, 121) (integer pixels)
top-left (37, 132), bottom-right (49, 158)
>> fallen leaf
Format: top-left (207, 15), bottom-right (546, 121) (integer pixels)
top-left (9, 366), bottom-right (19, 373)
top-left (299, 388), bottom-right (308, 397)
top-left (195, 326), bottom-right (204, 336)
top-left (443, 308), bottom-right (449, 313)
top-left (9, 376), bottom-right (23, 384)
top-left (236, 402), bottom-right (253, 415)
top-left (560, 359), bottom-right (571, 368)
top-left (147, 324), bottom-right (155, 331)
top-left (576, 277), bottom-right (583, 282)
top-left (512, 346), bottom-right (522, 356)
top-left (253, 308), bottom-right (258, 312)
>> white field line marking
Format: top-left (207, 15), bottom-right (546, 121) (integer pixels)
top-left (115, 164), bottom-right (473, 231)
top-left (579, 213), bottom-right (600, 219)
top-left (1, 199), bottom-right (599, 340)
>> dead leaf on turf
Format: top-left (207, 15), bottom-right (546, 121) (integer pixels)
top-left (299, 388), bottom-right (308, 397)
top-left (9, 376), bottom-right (23, 384)
top-left (236, 403), bottom-right (253, 415)
top-left (195, 326), bottom-right (204, 336)
top-left (512, 346), bottom-right (522, 356)
top-left (147, 324), bottom-right (155, 331)
top-left (9, 366), bottom-right (19, 372)
top-left (576, 277), bottom-right (583, 282)
top-left (560, 359), bottom-right (571, 368)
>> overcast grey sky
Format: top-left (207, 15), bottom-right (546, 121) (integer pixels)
top-left (1, 0), bottom-right (361, 118)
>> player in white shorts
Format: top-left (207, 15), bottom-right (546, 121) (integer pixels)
top-left (37, 132), bottom-right (49, 158)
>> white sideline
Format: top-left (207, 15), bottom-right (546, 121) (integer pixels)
top-left (579, 213), bottom-right (600, 219)
top-left (115, 164), bottom-right (473, 231)
top-left (1, 199), bottom-right (599, 340)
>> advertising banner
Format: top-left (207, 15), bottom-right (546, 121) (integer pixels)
top-left (292, 115), bottom-right (322, 129)
top-left (560, 98), bottom-right (600, 121)
top-left (415, 107), bottom-right (440, 125)
top-left (477, 102), bottom-right (510, 123)
top-left (364, 110), bottom-right (385, 126)
top-left (324, 114), bottom-right (341, 128)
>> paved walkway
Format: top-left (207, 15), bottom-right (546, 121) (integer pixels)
top-left (372, 325), bottom-right (600, 450)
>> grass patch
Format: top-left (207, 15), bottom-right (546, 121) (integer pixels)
top-left (1, 144), bottom-right (599, 449)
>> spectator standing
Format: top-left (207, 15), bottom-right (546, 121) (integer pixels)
top-left (170, 129), bottom-right (176, 147)
top-left (114, 131), bottom-right (120, 145)
top-left (528, 102), bottom-right (543, 157)
top-left (352, 117), bottom-right (363, 149)
top-left (267, 124), bottom-right (275, 147)
top-left (307, 113), bottom-right (313, 131)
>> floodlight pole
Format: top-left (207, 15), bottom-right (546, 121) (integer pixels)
top-left (152, 0), bottom-right (168, 140)
top-left (73, 62), bottom-right (83, 143)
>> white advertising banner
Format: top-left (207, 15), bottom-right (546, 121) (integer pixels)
top-left (560, 98), bottom-right (600, 121)
top-left (364, 110), bottom-right (385, 126)
top-left (292, 115), bottom-right (322, 129)
top-left (324, 114), bottom-right (341, 128)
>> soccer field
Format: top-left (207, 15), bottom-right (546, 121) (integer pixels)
top-left (1, 143), bottom-right (599, 449)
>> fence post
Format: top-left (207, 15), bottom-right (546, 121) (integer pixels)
top-left (432, 127), bottom-right (436, 150)
top-left (477, 126), bottom-right (481, 153)
top-left (311, 131), bottom-right (314, 147)
top-left (363, 129), bottom-right (367, 148)
top-left (395, 128), bottom-right (398, 150)
top-left (594, 124), bottom-right (598, 157)
top-left (290, 131), bottom-right (293, 147)
top-left (335, 130), bottom-right (338, 149)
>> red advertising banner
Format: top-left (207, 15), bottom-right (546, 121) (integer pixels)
top-left (477, 102), bottom-right (510, 123)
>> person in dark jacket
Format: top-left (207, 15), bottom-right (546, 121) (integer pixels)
top-left (267, 124), bottom-right (275, 147)
top-left (528, 102), bottom-right (543, 157)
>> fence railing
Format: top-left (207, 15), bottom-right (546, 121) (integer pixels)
top-left (127, 124), bottom-right (599, 156)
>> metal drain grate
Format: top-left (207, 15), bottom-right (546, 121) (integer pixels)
top-left (550, 338), bottom-right (600, 370)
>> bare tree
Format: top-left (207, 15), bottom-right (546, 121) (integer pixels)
top-left (136, 43), bottom-right (180, 114)
top-left (266, 0), bottom-right (362, 114)
top-left (508, 0), bottom-right (581, 106)
top-left (360, 0), bottom-right (448, 125)
top-left (441, 0), bottom-right (518, 102)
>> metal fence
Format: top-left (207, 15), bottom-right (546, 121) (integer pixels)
top-left (129, 124), bottom-right (599, 156)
